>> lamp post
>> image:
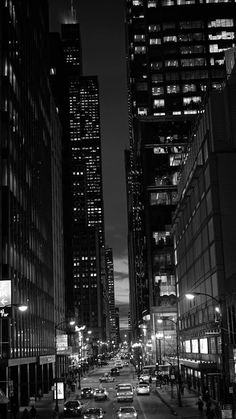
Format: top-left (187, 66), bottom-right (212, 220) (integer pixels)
top-left (185, 291), bottom-right (227, 406)
top-left (54, 320), bottom-right (75, 412)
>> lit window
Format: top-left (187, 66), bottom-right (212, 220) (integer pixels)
top-left (148, 24), bottom-right (161, 32)
top-left (134, 46), bottom-right (146, 54)
top-left (182, 84), bottom-right (196, 93)
top-left (163, 35), bottom-right (177, 43)
top-left (137, 107), bottom-right (148, 115)
top-left (208, 19), bottom-right (233, 27)
top-left (50, 67), bottom-right (56, 75)
top-left (134, 34), bottom-right (146, 42)
top-left (150, 38), bottom-right (161, 45)
top-left (152, 86), bottom-right (164, 95)
top-left (183, 96), bottom-right (201, 105)
top-left (165, 59), bottom-right (178, 67)
top-left (167, 85), bottom-right (180, 94)
top-left (132, 0), bottom-right (143, 4)
top-left (153, 99), bottom-right (165, 108)
top-left (148, 0), bottom-right (157, 7)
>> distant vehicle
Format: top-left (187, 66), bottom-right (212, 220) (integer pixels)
top-left (116, 406), bottom-right (138, 418)
top-left (99, 373), bottom-right (114, 383)
top-left (116, 383), bottom-right (134, 402)
top-left (136, 383), bottom-right (150, 395)
top-left (83, 407), bottom-right (105, 418)
top-left (101, 360), bottom-right (109, 366)
top-left (123, 361), bottom-right (129, 367)
top-left (80, 387), bottom-right (94, 399)
top-left (111, 368), bottom-right (120, 376)
top-left (94, 388), bottom-right (108, 401)
top-left (139, 374), bottom-right (150, 384)
top-left (115, 361), bottom-right (123, 369)
top-left (64, 400), bottom-right (83, 417)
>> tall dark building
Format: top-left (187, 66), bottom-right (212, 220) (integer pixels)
top-left (125, 0), bottom-right (236, 352)
top-left (0, 0), bottom-right (64, 409)
top-left (61, 24), bottom-right (106, 340)
top-left (105, 248), bottom-right (116, 342)
top-left (173, 64), bottom-right (236, 405)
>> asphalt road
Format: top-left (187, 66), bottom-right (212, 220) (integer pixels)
top-left (77, 361), bottom-right (175, 419)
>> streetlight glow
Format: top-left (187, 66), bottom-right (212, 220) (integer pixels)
top-left (18, 305), bottom-right (28, 312)
top-left (185, 293), bottom-right (195, 300)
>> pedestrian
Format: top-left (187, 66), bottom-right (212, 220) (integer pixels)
top-left (22, 408), bottom-right (30, 419)
top-left (38, 388), bottom-right (42, 400)
top-left (30, 405), bottom-right (37, 418)
top-left (206, 400), bottom-right (212, 417)
top-left (196, 396), bottom-right (204, 413)
top-left (181, 383), bottom-right (185, 395)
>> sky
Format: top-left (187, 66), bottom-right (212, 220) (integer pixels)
top-left (49, 0), bottom-right (130, 328)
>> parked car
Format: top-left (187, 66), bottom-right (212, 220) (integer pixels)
top-left (83, 407), bottom-right (105, 418)
top-left (111, 368), bottom-right (120, 376)
top-left (80, 387), bottom-right (94, 399)
top-left (64, 400), bottom-right (83, 417)
top-left (94, 388), bottom-right (108, 401)
top-left (117, 406), bottom-right (138, 418)
top-left (136, 383), bottom-right (150, 395)
top-left (99, 373), bottom-right (114, 383)
top-left (115, 361), bottom-right (123, 369)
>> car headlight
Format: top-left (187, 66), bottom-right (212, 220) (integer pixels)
top-left (134, 413), bottom-right (137, 417)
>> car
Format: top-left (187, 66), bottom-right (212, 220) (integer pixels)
top-left (94, 388), bottom-right (108, 401)
top-left (99, 373), bottom-right (114, 383)
top-left (117, 406), bottom-right (138, 418)
top-left (111, 367), bottom-right (120, 376)
top-left (80, 387), bottom-right (94, 399)
top-left (64, 400), bottom-right (83, 417)
top-left (123, 361), bottom-right (129, 367)
top-left (139, 374), bottom-right (150, 383)
top-left (83, 407), bottom-right (105, 418)
top-left (136, 383), bottom-right (150, 395)
top-left (101, 360), bottom-right (109, 366)
top-left (115, 361), bottom-right (123, 369)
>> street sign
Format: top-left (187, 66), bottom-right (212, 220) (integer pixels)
top-left (0, 280), bottom-right (11, 307)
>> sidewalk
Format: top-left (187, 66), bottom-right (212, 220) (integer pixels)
top-left (18, 368), bottom-right (94, 418)
top-left (155, 385), bottom-right (204, 418)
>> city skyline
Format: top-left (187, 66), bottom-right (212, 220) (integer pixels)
top-left (49, 0), bottom-right (130, 327)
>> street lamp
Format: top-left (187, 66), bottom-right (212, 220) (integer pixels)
top-left (185, 291), bottom-right (228, 406)
top-left (54, 320), bottom-right (75, 412)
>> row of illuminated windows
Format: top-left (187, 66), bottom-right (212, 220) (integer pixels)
top-left (148, 19), bottom-right (233, 33)
top-left (153, 96), bottom-right (201, 108)
top-left (150, 57), bottom-right (220, 68)
top-left (134, 33), bottom-right (234, 51)
top-left (150, 70), bottom-right (224, 81)
top-left (183, 337), bottom-right (221, 355)
top-left (147, 84), bottom-right (221, 94)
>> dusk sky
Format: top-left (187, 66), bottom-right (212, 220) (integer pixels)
top-left (49, 0), bottom-right (130, 327)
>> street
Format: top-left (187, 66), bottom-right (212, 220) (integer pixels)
top-left (72, 361), bottom-right (175, 419)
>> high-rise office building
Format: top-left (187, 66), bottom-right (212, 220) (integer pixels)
top-left (61, 24), bottom-right (106, 339)
top-left (173, 64), bottom-right (236, 405)
top-left (125, 0), bottom-right (236, 344)
top-left (0, 0), bottom-right (64, 409)
top-left (105, 248), bottom-right (116, 342)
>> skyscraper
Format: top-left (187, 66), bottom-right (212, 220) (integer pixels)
top-left (61, 24), bottom-right (106, 340)
top-left (0, 0), bottom-right (63, 408)
top-left (105, 248), bottom-right (116, 342)
top-left (125, 0), bottom-right (236, 344)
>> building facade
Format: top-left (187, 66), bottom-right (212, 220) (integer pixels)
top-left (125, 0), bottom-right (236, 359)
top-left (173, 67), bottom-right (236, 405)
top-left (0, 0), bottom-right (63, 409)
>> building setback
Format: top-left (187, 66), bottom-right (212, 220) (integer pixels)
top-left (0, 0), bottom-right (63, 409)
top-left (173, 66), bottom-right (236, 405)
